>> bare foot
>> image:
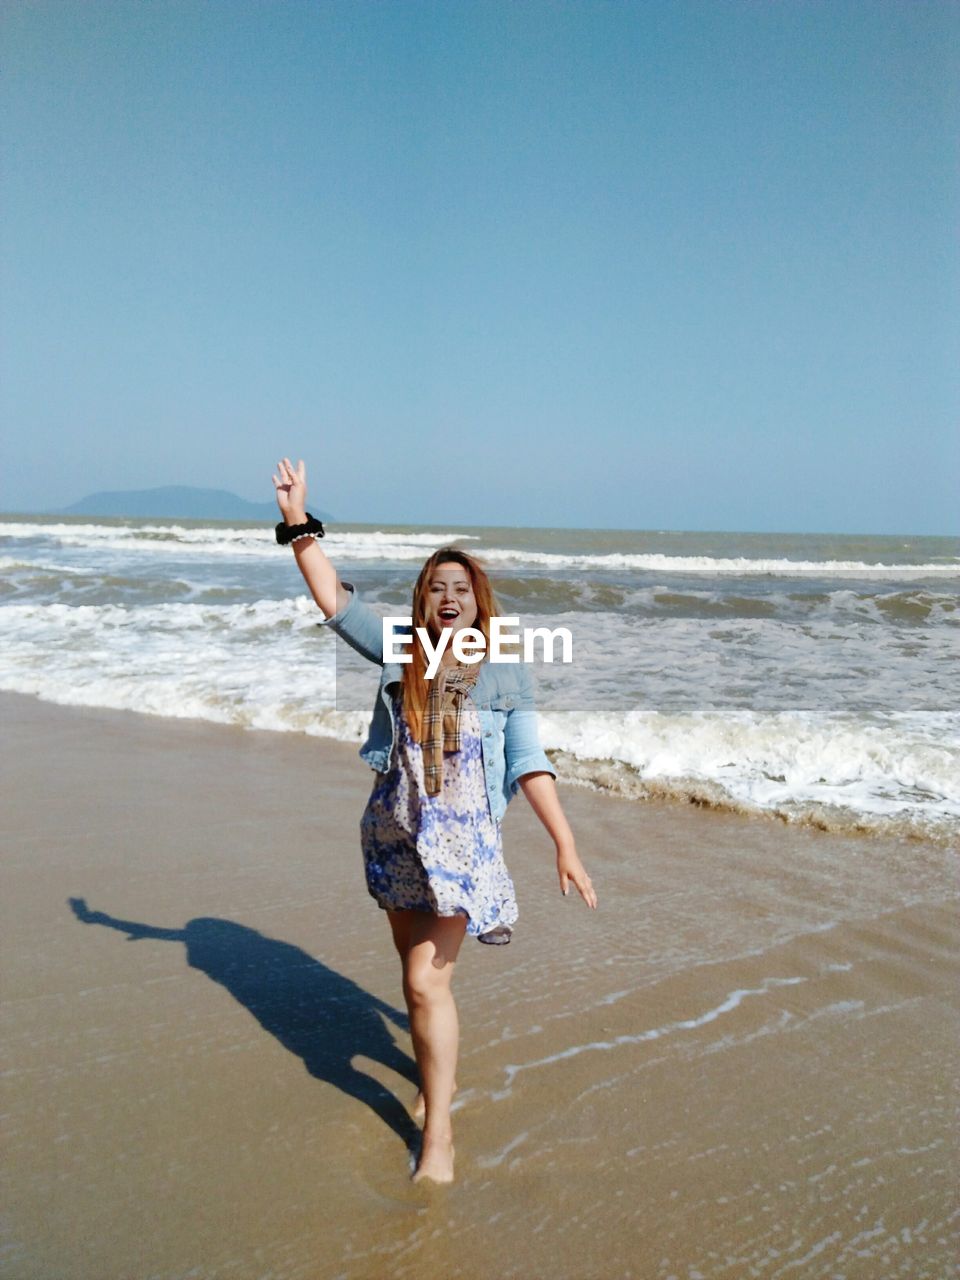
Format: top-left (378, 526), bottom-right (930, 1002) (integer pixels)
top-left (412, 1080), bottom-right (458, 1122)
top-left (411, 1128), bottom-right (455, 1184)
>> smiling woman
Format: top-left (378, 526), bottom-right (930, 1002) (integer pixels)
top-left (271, 456), bottom-right (597, 1186)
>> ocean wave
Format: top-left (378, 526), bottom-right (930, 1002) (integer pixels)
top-left (490, 578), bottom-right (959, 624)
top-left (5, 596), bottom-right (956, 729)
top-left (1, 673), bottom-right (370, 742)
top-left (553, 753), bottom-right (958, 843)
top-left (476, 547), bottom-right (960, 575)
top-left (0, 558), bottom-right (217, 606)
top-left (2, 523), bottom-right (955, 575)
top-left (2, 605), bottom-right (956, 841)
top-left (0, 522), bottom-right (480, 561)
top-left (4, 571), bottom-right (958, 841)
top-left (641, 585), bottom-right (959, 625)
top-left (537, 708), bottom-right (960, 843)
top-left (0, 595), bottom-right (324, 632)
top-left (0, 594), bottom-right (357, 737)
top-left (4, 556), bottom-right (957, 629)
top-left (4, 674), bottom-right (955, 843)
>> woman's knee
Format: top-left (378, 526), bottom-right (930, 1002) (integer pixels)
top-left (403, 954), bottom-right (455, 1007)
top-left (400, 914), bottom-right (466, 1005)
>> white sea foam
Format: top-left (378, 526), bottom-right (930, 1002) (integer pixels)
top-left (495, 975), bottom-right (809, 1095)
top-left (0, 522), bottom-right (479, 561)
top-left (2, 594), bottom-right (958, 837)
top-left (0, 595), bottom-right (368, 741)
top-left (1, 521), bottom-right (955, 574)
top-left (531, 609), bottom-right (958, 729)
top-left (3, 520), bottom-right (957, 840)
top-left (539, 707), bottom-right (960, 835)
top-left (477, 547), bottom-right (959, 575)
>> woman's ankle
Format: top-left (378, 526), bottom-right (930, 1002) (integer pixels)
top-left (421, 1113), bottom-right (454, 1140)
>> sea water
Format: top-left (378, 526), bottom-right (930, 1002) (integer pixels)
top-left (1, 516), bottom-right (957, 842)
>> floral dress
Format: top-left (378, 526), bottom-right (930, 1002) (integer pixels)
top-left (359, 689), bottom-right (518, 944)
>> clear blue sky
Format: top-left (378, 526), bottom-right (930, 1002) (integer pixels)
top-left (2, 0), bottom-right (957, 533)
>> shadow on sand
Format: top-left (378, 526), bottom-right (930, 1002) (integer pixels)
top-left (68, 897), bottom-right (420, 1151)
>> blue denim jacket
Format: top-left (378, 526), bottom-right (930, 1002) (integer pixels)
top-left (318, 582), bottom-right (556, 823)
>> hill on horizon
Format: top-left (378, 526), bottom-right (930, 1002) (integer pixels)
top-left (48, 485), bottom-right (333, 522)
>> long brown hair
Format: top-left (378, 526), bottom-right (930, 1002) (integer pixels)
top-left (401, 546), bottom-right (500, 741)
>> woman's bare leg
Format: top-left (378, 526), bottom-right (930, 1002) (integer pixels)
top-left (387, 910), bottom-right (458, 1122)
top-left (396, 912), bottom-right (467, 1182)
top-left (387, 908), bottom-right (414, 962)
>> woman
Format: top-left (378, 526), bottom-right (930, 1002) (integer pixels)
top-left (273, 457), bottom-right (597, 1183)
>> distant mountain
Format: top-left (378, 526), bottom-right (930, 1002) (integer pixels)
top-left (55, 486), bottom-right (333, 522)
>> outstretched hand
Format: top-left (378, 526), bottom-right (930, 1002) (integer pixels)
top-left (557, 846), bottom-right (598, 910)
top-left (272, 457), bottom-right (308, 520)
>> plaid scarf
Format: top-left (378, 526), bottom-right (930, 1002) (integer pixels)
top-left (422, 660), bottom-right (481, 796)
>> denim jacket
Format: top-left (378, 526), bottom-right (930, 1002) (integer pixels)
top-left (317, 582), bottom-right (556, 823)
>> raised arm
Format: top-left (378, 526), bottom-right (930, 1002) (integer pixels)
top-left (273, 457), bottom-right (351, 619)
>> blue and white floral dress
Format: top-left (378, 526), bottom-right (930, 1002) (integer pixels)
top-left (360, 689), bottom-right (518, 944)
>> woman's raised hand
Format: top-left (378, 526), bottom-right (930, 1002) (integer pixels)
top-left (272, 457), bottom-right (308, 521)
top-left (273, 455), bottom-right (343, 615)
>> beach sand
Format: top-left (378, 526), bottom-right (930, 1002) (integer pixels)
top-left (2, 690), bottom-right (957, 1279)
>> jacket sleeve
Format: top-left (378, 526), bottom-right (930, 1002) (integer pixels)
top-left (503, 664), bottom-right (557, 795)
top-left (315, 581), bottom-right (389, 666)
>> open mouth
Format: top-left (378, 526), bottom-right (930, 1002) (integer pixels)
top-left (438, 608), bottom-right (459, 621)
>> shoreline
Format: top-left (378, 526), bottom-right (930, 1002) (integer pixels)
top-left (3, 686), bottom-right (953, 848)
top-left (3, 690), bottom-right (957, 1279)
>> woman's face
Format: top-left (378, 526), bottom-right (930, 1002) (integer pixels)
top-left (423, 561), bottom-right (479, 641)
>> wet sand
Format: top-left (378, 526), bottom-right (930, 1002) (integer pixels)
top-left (2, 690), bottom-right (958, 1279)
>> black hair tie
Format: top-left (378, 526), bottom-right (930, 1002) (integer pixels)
top-left (276, 512), bottom-right (325, 545)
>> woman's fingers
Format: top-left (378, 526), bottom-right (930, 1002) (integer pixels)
top-left (279, 457), bottom-right (307, 496)
top-left (573, 870), bottom-right (597, 909)
top-left (275, 459), bottom-right (299, 489)
top-left (558, 863), bottom-right (598, 909)
top-left (560, 865), bottom-right (599, 906)
top-left (273, 457), bottom-right (309, 521)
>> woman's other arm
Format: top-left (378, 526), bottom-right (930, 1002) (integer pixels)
top-left (518, 771), bottom-right (597, 910)
top-left (273, 457), bottom-right (350, 618)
